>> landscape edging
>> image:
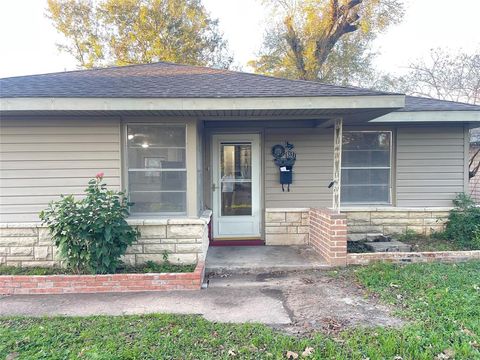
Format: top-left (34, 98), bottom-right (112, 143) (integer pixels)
top-left (347, 251), bottom-right (480, 265)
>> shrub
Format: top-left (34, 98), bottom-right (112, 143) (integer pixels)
top-left (396, 228), bottom-right (420, 241)
top-left (474, 226), bottom-right (480, 249)
top-left (442, 193), bottom-right (480, 250)
top-left (40, 173), bottom-right (140, 274)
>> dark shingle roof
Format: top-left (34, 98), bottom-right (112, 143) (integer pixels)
top-left (399, 96), bottom-right (480, 112)
top-left (0, 61), bottom-right (392, 98)
top-left (1, 62), bottom-right (479, 114)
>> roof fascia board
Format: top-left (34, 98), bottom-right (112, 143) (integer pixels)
top-left (371, 110), bottom-right (480, 123)
top-left (0, 95), bottom-right (405, 112)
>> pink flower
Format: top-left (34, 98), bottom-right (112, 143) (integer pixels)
top-left (96, 172), bottom-right (104, 179)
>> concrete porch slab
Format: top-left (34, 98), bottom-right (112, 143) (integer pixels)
top-left (205, 246), bottom-right (329, 274)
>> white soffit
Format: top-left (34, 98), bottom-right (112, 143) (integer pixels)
top-left (0, 95), bottom-right (405, 112)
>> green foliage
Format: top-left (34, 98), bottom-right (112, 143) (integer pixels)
top-left (121, 261), bottom-right (196, 274)
top-left (441, 193), bottom-right (480, 250)
top-left (47, 0), bottom-right (232, 69)
top-left (396, 228), bottom-right (419, 242)
top-left (39, 174), bottom-right (140, 274)
top-left (0, 266), bottom-right (69, 276)
top-left (475, 226), bottom-right (480, 248)
top-left (0, 263), bottom-right (195, 275)
top-left (250, 0), bottom-right (404, 85)
top-left (47, 0), bottom-right (103, 68)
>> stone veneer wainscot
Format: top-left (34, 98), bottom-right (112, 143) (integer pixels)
top-left (264, 208), bottom-right (310, 245)
top-left (0, 211), bottom-right (211, 267)
top-left (343, 208), bottom-right (450, 239)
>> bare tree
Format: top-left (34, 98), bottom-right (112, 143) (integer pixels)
top-left (403, 48), bottom-right (480, 105)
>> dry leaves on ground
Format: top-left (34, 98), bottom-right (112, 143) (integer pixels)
top-left (286, 350), bottom-right (298, 359)
top-left (301, 347), bottom-right (314, 357)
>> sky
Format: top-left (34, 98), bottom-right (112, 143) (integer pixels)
top-left (0, 0), bottom-right (479, 78)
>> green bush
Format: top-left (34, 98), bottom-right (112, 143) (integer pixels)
top-left (442, 193), bottom-right (480, 250)
top-left (40, 173), bottom-right (139, 274)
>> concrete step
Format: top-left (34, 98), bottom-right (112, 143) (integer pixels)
top-left (367, 241), bottom-right (412, 253)
top-left (206, 262), bottom-right (332, 276)
top-left (205, 245), bottom-right (331, 275)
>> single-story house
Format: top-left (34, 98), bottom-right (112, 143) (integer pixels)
top-left (1, 62), bottom-right (479, 267)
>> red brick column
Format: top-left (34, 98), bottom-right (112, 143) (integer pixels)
top-left (309, 208), bottom-right (347, 266)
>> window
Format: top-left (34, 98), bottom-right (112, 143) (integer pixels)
top-left (341, 131), bottom-right (392, 204)
top-left (126, 124), bottom-right (186, 214)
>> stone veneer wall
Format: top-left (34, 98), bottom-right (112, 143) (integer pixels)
top-left (343, 208), bottom-right (450, 239)
top-left (0, 211), bottom-right (211, 268)
top-left (264, 208), bottom-right (310, 245)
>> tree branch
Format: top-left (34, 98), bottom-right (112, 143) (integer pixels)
top-left (470, 148), bottom-right (480, 179)
top-left (314, 0), bottom-right (362, 71)
top-left (284, 15), bottom-right (307, 79)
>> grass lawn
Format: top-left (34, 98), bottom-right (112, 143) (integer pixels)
top-left (1, 261), bottom-right (479, 359)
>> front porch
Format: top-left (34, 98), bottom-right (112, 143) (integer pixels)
top-left (205, 245), bottom-right (330, 274)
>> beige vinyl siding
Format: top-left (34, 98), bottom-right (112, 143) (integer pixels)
top-left (396, 125), bottom-right (466, 207)
top-left (264, 127), bottom-right (334, 208)
top-left (0, 118), bottom-right (121, 222)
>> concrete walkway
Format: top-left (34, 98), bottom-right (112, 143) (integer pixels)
top-left (205, 245), bottom-right (329, 274)
top-left (0, 284), bottom-right (291, 324)
top-left (0, 270), bottom-right (403, 333)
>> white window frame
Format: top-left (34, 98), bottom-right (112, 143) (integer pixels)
top-left (341, 130), bottom-right (393, 205)
top-left (124, 123), bottom-right (187, 216)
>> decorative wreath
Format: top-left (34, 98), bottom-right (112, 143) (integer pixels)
top-left (271, 144), bottom-right (285, 159)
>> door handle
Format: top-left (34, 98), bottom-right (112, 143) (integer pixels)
top-left (212, 183), bottom-right (217, 192)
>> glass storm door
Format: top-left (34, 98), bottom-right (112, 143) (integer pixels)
top-left (212, 134), bottom-right (261, 239)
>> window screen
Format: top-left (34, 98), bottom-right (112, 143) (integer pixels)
top-left (127, 124), bottom-right (186, 214)
top-left (341, 131), bottom-right (391, 204)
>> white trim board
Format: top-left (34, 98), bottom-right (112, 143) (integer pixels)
top-left (0, 95), bottom-right (405, 112)
top-left (371, 111), bottom-right (480, 123)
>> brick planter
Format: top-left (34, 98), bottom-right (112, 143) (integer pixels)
top-left (0, 261), bottom-right (205, 295)
top-left (309, 208), bottom-right (348, 266)
top-left (347, 251), bottom-right (480, 265)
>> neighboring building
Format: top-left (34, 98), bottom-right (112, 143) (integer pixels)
top-left (1, 62), bottom-right (479, 266)
top-left (471, 127), bottom-right (480, 202)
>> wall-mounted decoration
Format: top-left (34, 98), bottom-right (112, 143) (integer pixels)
top-left (272, 142), bottom-right (296, 192)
